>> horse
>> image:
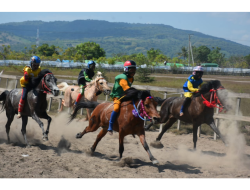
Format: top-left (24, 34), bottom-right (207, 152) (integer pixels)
top-left (145, 80), bottom-right (230, 149)
top-left (0, 69), bottom-right (59, 146)
top-left (69, 88), bottom-right (161, 164)
top-left (57, 71), bottom-right (111, 120)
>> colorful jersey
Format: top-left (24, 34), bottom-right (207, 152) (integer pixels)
top-left (77, 68), bottom-right (95, 85)
top-left (183, 75), bottom-right (203, 98)
top-left (20, 66), bottom-right (41, 87)
top-left (110, 73), bottom-right (134, 99)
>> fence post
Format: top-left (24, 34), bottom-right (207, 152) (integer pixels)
top-left (15, 79), bottom-right (18, 89)
top-left (214, 106), bottom-right (219, 140)
top-left (6, 78), bottom-right (9, 88)
top-left (106, 95), bottom-right (108, 101)
top-left (47, 97), bottom-right (53, 112)
top-left (159, 92), bottom-right (167, 133)
top-left (177, 93), bottom-right (183, 130)
top-left (235, 97), bottom-right (241, 127)
top-left (197, 125), bottom-right (201, 137)
top-left (0, 77), bottom-right (1, 86)
top-left (58, 98), bottom-right (62, 112)
top-left (80, 108), bottom-right (83, 115)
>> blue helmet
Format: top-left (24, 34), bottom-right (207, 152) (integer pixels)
top-left (30, 56), bottom-right (41, 66)
top-left (87, 60), bottom-right (96, 69)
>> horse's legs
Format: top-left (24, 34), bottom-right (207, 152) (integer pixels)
top-left (59, 99), bottom-right (65, 112)
top-left (144, 122), bottom-right (153, 130)
top-left (90, 128), bottom-right (108, 152)
top-left (31, 112), bottom-right (48, 141)
top-left (85, 108), bottom-right (90, 121)
top-left (21, 116), bottom-right (29, 146)
top-left (207, 119), bottom-right (227, 145)
top-left (193, 125), bottom-right (199, 149)
top-left (138, 131), bottom-right (159, 164)
top-left (5, 112), bottom-right (14, 143)
top-left (156, 118), bottom-right (177, 141)
top-left (76, 116), bottom-right (100, 138)
top-left (40, 112), bottom-right (52, 135)
top-left (119, 131), bottom-right (125, 159)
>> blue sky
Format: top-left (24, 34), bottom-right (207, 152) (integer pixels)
top-left (1, 1), bottom-right (250, 46)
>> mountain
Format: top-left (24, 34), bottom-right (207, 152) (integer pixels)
top-left (0, 20), bottom-right (250, 58)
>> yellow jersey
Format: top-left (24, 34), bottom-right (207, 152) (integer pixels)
top-left (20, 66), bottom-right (41, 87)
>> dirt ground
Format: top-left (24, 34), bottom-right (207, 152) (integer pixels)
top-left (0, 111), bottom-right (250, 179)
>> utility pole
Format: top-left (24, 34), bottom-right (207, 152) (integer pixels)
top-left (36, 28), bottom-right (39, 48)
top-left (188, 34), bottom-right (194, 66)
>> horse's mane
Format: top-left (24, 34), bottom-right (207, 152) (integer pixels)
top-left (121, 87), bottom-right (152, 102)
top-left (193, 80), bottom-right (223, 97)
top-left (28, 69), bottom-right (53, 88)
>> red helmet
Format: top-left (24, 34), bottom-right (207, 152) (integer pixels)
top-left (124, 60), bottom-right (136, 72)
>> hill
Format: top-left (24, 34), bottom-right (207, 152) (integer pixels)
top-left (0, 20), bottom-right (250, 57)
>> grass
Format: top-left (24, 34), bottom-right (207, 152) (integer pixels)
top-left (1, 65), bottom-right (250, 145)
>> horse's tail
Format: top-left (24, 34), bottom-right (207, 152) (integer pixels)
top-left (154, 96), bottom-right (166, 106)
top-left (0, 90), bottom-right (9, 112)
top-left (57, 82), bottom-right (69, 92)
top-left (68, 102), bottom-right (100, 123)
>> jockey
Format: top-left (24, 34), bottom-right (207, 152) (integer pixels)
top-left (180, 66), bottom-right (204, 116)
top-left (75, 60), bottom-right (96, 106)
top-left (17, 55), bottom-right (41, 118)
top-left (108, 60), bottom-right (136, 135)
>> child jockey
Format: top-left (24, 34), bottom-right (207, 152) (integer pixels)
top-left (17, 55), bottom-right (41, 118)
top-left (180, 66), bottom-right (204, 116)
top-left (108, 60), bottom-right (137, 135)
top-left (74, 60), bottom-right (96, 106)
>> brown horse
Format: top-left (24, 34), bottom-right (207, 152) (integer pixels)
top-left (57, 71), bottom-right (111, 120)
top-left (69, 88), bottom-right (161, 164)
top-left (145, 80), bottom-right (230, 149)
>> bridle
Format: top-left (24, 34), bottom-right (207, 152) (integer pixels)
top-left (200, 86), bottom-right (225, 112)
top-left (41, 73), bottom-right (53, 94)
top-left (132, 96), bottom-right (153, 121)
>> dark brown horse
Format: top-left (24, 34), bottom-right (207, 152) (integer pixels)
top-left (69, 88), bottom-right (161, 164)
top-left (145, 80), bottom-right (230, 149)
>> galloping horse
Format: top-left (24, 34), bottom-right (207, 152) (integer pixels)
top-left (145, 80), bottom-right (230, 149)
top-left (69, 88), bottom-right (161, 164)
top-left (0, 69), bottom-right (59, 146)
top-left (57, 71), bottom-right (111, 120)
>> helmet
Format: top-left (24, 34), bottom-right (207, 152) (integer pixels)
top-left (87, 60), bottom-right (96, 69)
top-left (30, 56), bottom-right (41, 66)
top-left (192, 66), bottom-right (204, 75)
top-left (124, 60), bottom-right (136, 72)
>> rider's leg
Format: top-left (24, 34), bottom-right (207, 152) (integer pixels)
top-left (17, 87), bottom-right (28, 118)
top-left (108, 98), bottom-right (120, 135)
top-left (180, 96), bottom-right (191, 116)
top-left (75, 84), bottom-right (85, 106)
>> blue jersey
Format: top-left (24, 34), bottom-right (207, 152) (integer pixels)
top-left (183, 75), bottom-right (203, 92)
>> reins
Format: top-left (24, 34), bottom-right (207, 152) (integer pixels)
top-left (200, 86), bottom-right (225, 112)
top-left (132, 96), bottom-right (153, 121)
top-left (41, 73), bottom-right (53, 93)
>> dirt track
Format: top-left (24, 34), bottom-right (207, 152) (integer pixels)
top-left (0, 112), bottom-right (250, 178)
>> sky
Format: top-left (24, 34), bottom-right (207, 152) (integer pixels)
top-left (1, 1), bottom-right (250, 46)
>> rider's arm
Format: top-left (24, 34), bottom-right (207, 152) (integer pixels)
top-left (119, 79), bottom-right (130, 91)
top-left (199, 82), bottom-right (204, 88)
top-left (24, 71), bottom-right (29, 81)
top-left (83, 71), bottom-right (92, 82)
top-left (187, 80), bottom-right (199, 92)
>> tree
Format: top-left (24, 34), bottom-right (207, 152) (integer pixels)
top-left (0, 45), bottom-right (11, 60)
top-left (196, 45), bottom-right (211, 63)
top-left (207, 47), bottom-right (225, 66)
top-left (147, 48), bottom-right (161, 62)
top-left (155, 54), bottom-right (168, 65)
top-left (37, 44), bottom-right (59, 57)
top-left (63, 47), bottom-right (77, 61)
top-left (75, 42), bottom-right (106, 60)
top-left (177, 46), bottom-right (188, 60)
top-left (134, 53), bottom-right (149, 66)
top-left (245, 54), bottom-right (250, 68)
top-left (107, 57), bottom-right (116, 65)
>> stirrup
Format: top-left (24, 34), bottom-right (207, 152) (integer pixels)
top-left (17, 112), bottom-right (22, 119)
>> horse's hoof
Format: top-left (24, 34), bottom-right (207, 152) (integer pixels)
top-left (150, 141), bottom-right (164, 149)
top-left (152, 159), bottom-right (159, 165)
top-left (43, 137), bottom-right (48, 141)
top-left (76, 133), bottom-right (82, 139)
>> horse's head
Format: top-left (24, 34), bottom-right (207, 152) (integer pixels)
top-left (216, 88), bottom-right (232, 111)
top-left (139, 90), bottom-right (161, 123)
top-left (94, 72), bottom-right (111, 95)
top-left (42, 73), bottom-right (60, 96)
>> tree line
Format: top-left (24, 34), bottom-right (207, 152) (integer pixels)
top-left (0, 42), bottom-right (250, 68)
